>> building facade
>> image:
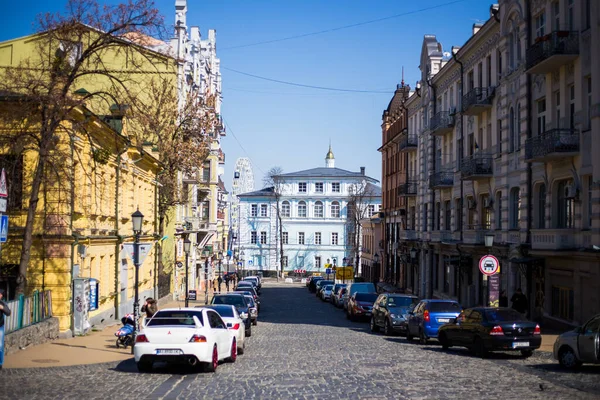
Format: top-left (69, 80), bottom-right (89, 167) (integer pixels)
top-left (382, 0), bottom-right (600, 327)
top-left (238, 148), bottom-right (381, 276)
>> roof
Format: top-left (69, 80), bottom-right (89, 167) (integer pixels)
top-left (364, 182), bottom-right (382, 197)
top-left (278, 167), bottom-right (379, 183)
top-left (237, 186), bottom-right (276, 198)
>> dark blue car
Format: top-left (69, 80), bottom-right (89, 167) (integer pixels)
top-left (407, 299), bottom-right (462, 344)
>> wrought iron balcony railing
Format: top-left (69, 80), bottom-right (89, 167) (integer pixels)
top-left (429, 170), bottom-right (454, 188)
top-left (460, 155), bottom-right (493, 180)
top-left (526, 31), bottom-right (579, 73)
top-left (525, 128), bottom-right (579, 161)
top-left (430, 111), bottom-right (455, 135)
top-left (398, 181), bottom-right (418, 196)
top-left (399, 133), bottom-right (418, 152)
top-left (462, 87), bottom-right (495, 114)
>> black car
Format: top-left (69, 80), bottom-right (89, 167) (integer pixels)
top-left (438, 307), bottom-right (542, 358)
top-left (308, 276), bottom-right (324, 293)
top-left (370, 293), bottom-right (419, 336)
top-left (210, 293), bottom-right (252, 337)
top-left (234, 289), bottom-right (261, 311)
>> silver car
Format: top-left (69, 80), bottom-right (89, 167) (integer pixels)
top-left (321, 284), bottom-right (334, 301)
top-left (553, 313), bottom-right (600, 369)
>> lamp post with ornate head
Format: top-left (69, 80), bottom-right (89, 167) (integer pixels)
top-left (184, 236), bottom-right (191, 307)
top-left (131, 208), bottom-right (144, 354)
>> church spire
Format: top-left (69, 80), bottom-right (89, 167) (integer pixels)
top-left (325, 143), bottom-right (335, 168)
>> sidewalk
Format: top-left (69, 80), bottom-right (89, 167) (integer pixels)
top-left (3, 289), bottom-right (218, 369)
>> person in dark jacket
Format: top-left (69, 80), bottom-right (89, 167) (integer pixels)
top-left (141, 298), bottom-right (158, 319)
top-left (499, 290), bottom-right (509, 308)
top-left (0, 289), bottom-right (12, 369)
top-left (511, 288), bottom-right (528, 315)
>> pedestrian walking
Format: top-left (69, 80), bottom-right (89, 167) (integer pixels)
top-left (218, 275), bottom-right (223, 292)
top-left (141, 298), bottom-right (158, 318)
top-left (511, 288), bottom-right (528, 316)
top-left (225, 275), bottom-right (230, 292)
top-left (212, 277), bottom-right (218, 293)
top-left (0, 289), bottom-right (12, 370)
top-left (499, 290), bottom-right (509, 308)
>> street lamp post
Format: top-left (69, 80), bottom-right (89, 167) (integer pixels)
top-left (183, 236), bottom-right (191, 307)
top-left (218, 251), bottom-right (223, 279)
top-left (484, 233), bottom-right (500, 307)
top-left (131, 209), bottom-right (144, 354)
top-left (240, 250), bottom-right (245, 278)
top-left (410, 248), bottom-right (417, 293)
top-left (342, 257), bottom-right (347, 284)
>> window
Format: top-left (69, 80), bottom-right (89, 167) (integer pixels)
top-left (434, 202), bottom-right (441, 230)
top-left (368, 204), bottom-right (376, 217)
top-left (535, 12), bottom-right (545, 38)
top-left (467, 197), bottom-right (476, 228)
top-left (410, 206), bottom-right (416, 230)
top-left (551, 286), bottom-right (574, 321)
top-left (586, 0), bottom-right (591, 29)
top-left (251, 204), bottom-right (258, 217)
top-left (477, 62), bottom-right (483, 87)
top-left (516, 104), bottom-right (521, 150)
top-left (282, 256), bottom-right (288, 268)
top-left (331, 201), bottom-right (340, 218)
top-left (482, 195), bottom-right (491, 229)
top-left (298, 201), bottom-right (307, 217)
top-left (555, 91), bottom-right (561, 129)
top-left (331, 232), bottom-right (339, 245)
top-left (537, 99), bottom-right (546, 135)
top-left (588, 176), bottom-right (593, 228)
top-left (298, 256), bottom-right (305, 267)
top-left (444, 200), bottom-right (451, 231)
top-left (497, 49), bottom-right (503, 81)
top-left (298, 182), bottom-right (307, 193)
top-left (282, 232), bottom-right (289, 245)
top-left (455, 199), bottom-right (463, 231)
top-left (260, 231), bottom-right (267, 244)
top-left (486, 55), bottom-right (492, 87)
top-left (467, 70), bottom-right (474, 91)
top-left (260, 204), bottom-right (268, 217)
top-left (552, 1), bottom-right (560, 31)
top-left (587, 77), bottom-right (592, 130)
top-left (314, 201), bottom-right (324, 218)
top-left (298, 232), bottom-right (305, 245)
top-left (510, 187), bottom-right (521, 229)
top-left (315, 256), bottom-right (321, 270)
top-left (332, 182), bottom-right (340, 193)
top-left (202, 201), bottom-right (210, 219)
top-left (423, 203), bottom-right (428, 232)
top-left (315, 182), bottom-right (323, 193)
top-left (282, 201), bottom-right (290, 217)
top-left (557, 181), bottom-right (575, 228)
top-left (202, 161), bottom-right (210, 182)
top-left (537, 184), bottom-right (546, 229)
top-left (251, 231), bottom-right (258, 244)
top-left (496, 119), bottom-right (502, 157)
top-left (495, 191), bottom-right (502, 230)
top-left (315, 232), bottom-right (322, 245)
top-left (509, 107), bottom-right (515, 152)
top-left (569, 85), bottom-right (575, 130)
top-left (568, 0), bottom-right (574, 30)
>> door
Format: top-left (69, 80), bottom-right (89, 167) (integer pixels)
top-left (208, 311), bottom-right (229, 357)
top-left (409, 302), bottom-right (424, 335)
top-left (375, 295), bottom-right (386, 325)
top-left (447, 310), bottom-right (470, 344)
top-left (578, 316), bottom-right (600, 363)
top-left (462, 309), bottom-right (483, 345)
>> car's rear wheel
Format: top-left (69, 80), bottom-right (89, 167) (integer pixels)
top-left (520, 349), bottom-right (533, 358)
top-left (204, 345), bottom-right (218, 372)
top-left (246, 328), bottom-right (252, 337)
top-left (384, 319), bottom-right (393, 336)
top-left (558, 346), bottom-right (582, 369)
top-left (137, 361), bottom-right (153, 373)
top-left (226, 339), bottom-right (237, 363)
top-left (238, 340), bottom-right (245, 355)
top-left (370, 317), bottom-right (379, 333)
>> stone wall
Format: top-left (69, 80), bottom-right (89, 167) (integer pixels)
top-left (5, 317), bottom-right (60, 355)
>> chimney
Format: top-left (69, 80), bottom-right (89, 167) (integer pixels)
top-left (360, 167), bottom-right (365, 175)
top-left (473, 23), bottom-right (484, 36)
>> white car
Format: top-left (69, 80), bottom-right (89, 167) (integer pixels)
top-left (204, 304), bottom-right (246, 355)
top-left (134, 307), bottom-right (237, 372)
top-left (321, 284), bottom-right (334, 301)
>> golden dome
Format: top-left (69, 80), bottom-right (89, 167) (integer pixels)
top-left (326, 145), bottom-right (334, 160)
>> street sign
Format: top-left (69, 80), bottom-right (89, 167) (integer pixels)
top-left (176, 261), bottom-right (183, 269)
top-left (188, 290), bottom-right (197, 301)
top-left (0, 215), bottom-right (8, 243)
top-left (0, 168), bottom-right (7, 198)
top-left (0, 198), bottom-right (6, 213)
top-left (325, 268), bottom-right (332, 275)
top-left (479, 254), bottom-right (500, 276)
top-left (122, 242), bottom-right (154, 266)
top-left (237, 261), bottom-right (242, 267)
top-left (294, 269), bottom-right (306, 274)
top-left (248, 260), bottom-right (253, 266)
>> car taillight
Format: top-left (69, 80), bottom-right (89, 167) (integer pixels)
top-left (229, 323), bottom-right (240, 330)
top-left (533, 324), bottom-right (541, 335)
top-left (423, 310), bottom-right (430, 322)
top-left (490, 325), bottom-right (504, 336)
top-left (135, 334), bottom-right (149, 343)
top-left (189, 335), bottom-right (207, 343)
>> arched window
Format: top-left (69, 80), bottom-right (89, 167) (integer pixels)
top-left (298, 201), bottom-right (307, 218)
top-left (331, 201), bottom-right (340, 218)
top-left (509, 107), bottom-right (515, 152)
top-left (281, 201), bottom-right (290, 218)
top-left (516, 27), bottom-right (522, 63)
top-left (495, 191), bottom-right (502, 229)
top-left (537, 184), bottom-right (546, 229)
top-left (314, 201), bottom-right (324, 218)
top-left (510, 187), bottom-right (521, 229)
top-left (516, 104), bottom-right (521, 150)
top-left (557, 181), bottom-right (575, 228)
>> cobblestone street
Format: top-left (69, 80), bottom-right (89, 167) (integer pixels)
top-left (1, 282), bottom-right (599, 399)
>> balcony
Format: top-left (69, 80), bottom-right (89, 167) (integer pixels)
top-left (462, 87), bottom-right (495, 115)
top-left (525, 128), bottom-right (579, 162)
top-left (463, 227), bottom-right (491, 245)
top-left (531, 229), bottom-right (578, 250)
top-left (431, 231), bottom-right (452, 242)
top-left (399, 133), bottom-right (418, 152)
top-left (429, 170), bottom-right (454, 189)
top-left (182, 171), bottom-right (200, 183)
top-left (460, 155), bottom-right (493, 180)
top-left (526, 31), bottom-right (579, 74)
top-left (399, 230), bottom-right (418, 241)
top-left (430, 111), bottom-right (455, 136)
top-left (398, 181), bottom-right (417, 196)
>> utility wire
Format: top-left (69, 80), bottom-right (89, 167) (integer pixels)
top-left (223, 66), bottom-right (393, 93)
top-left (220, 0), bottom-right (468, 51)
top-left (224, 86), bottom-right (386, 96)
top-left (223, 118), bottom-right (265, 177)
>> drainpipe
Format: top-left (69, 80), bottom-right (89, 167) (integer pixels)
top-left (525, 0), bottom-right (533, 245)
top-left (69, 136), bottom-right (78, 335)
top-left (114, 147), bottom-right (129, 320)
top-left (426, 78), bottom-right (437, 299)
top-left (453, 51), bottom-right (465, 304)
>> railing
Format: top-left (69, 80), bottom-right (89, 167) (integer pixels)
top-left (399, 230), bottom-right (418, 240)
top-left (398, 181), bottom-right (418, 196)
top-left (399, 133), bottom-right (418, 151)
top-left (460, 155), bottom-right (493, 178)
top-left (525, 128), bottom-right (579, 161)
top-left (462, 87), bottom-right (495, 112)
top-left (430, 111), bottom-right (455, 134)
top-left (5, 290), bottom-right (53, 334)
top-left (526, 31), bottom-right (579, 71)
top-left (429, 170), bottom-right (454, 188)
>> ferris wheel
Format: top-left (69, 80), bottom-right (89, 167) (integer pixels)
top-left (232, 157), bottom-right (255, 196)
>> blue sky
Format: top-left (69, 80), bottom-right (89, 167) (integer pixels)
top-left (0, 0), bottom-right (492, 190)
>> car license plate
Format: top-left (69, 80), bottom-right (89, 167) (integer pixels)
top-left (512, 342), bottom-right (529, 348)
top-left (365, 312), bottom-right (372, 316)
top-left (437, 318), bottom-right (450, 323)
top-left (156, 349), bottom-right (183, 355)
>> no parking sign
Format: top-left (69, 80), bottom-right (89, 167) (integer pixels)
top-left (479, 254), bottom-right (500, 276)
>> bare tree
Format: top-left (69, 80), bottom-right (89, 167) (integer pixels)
top-left (346, 181), bottom-right (378, 278)
top-left (263, 167), bottom-right (285, 280)
top-left (0, 0), bottom-right (170, 294)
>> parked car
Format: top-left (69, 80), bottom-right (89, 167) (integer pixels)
top-left (315, 280), bottom-right (334, 297)
top-left (438, 307), bottom-right (541, 358)
top-left (308, 276), bottom-right (324, 293)
top-left (134, 308), bottom-right (236, 372)
top-left (347, 292), bottom-right (379, 321)
top-left (331, 284), bottom-right (347, 306)
top-left (320, 284), bottom-right (334, 301)
top-left (242, 277), bottom-right (261, 293)
top-left (343, 282), bottom-right (377, 312)
top-left (245, 275), bottom-right (262, 290)
top-left (204, 305), bottom-right (246, 355)
top-left (236, 282), bottom-right (259, 299)
top-left (210, 294), bottom-right (252, 337)
top-left (243, 295), bottom-right (258, 326)
top-left (370, 294), bottom-right (419, 336)
top-left (553, 313), bottom-right (600, 369)
top-left (407, 299), bottom-right (462, 343)
top-left (234, 289), bottom-right (261, 311)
